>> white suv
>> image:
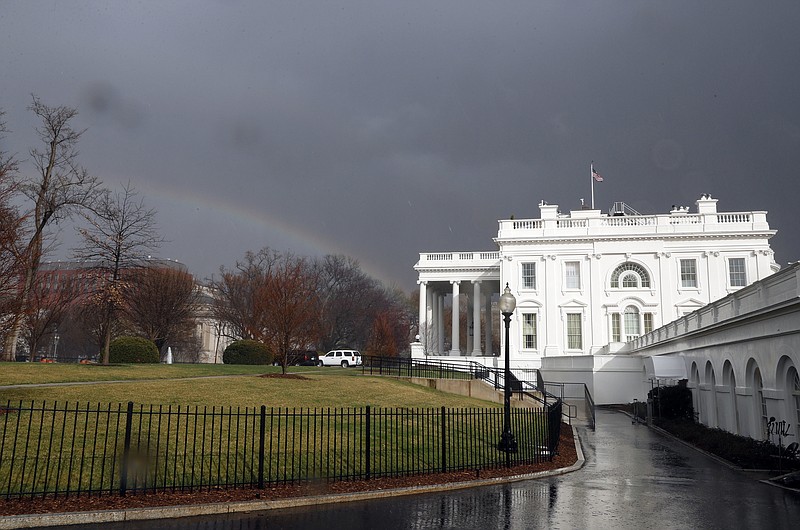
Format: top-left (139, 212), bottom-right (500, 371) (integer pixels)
top-left (319, 350), bottom-right (362, 368)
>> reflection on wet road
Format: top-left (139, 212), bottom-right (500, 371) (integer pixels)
top-left (52, 410), bottom-right (800, 529)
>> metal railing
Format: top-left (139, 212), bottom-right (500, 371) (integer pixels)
top-left (362, 356), bottom-right (564, 419)
top-left (0, 399), bottom-right (562, 500)
top-left (542, 381), bottom-right (596, 430)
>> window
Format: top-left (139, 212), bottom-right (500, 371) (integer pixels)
top-left (522, 313), bottom-right (537, 349)
top-left (680, 259), bottom-right (697, 288)
top-left (566, 313), bottom-right (582, 349)
top-left (611, 313), bottom-right (621, 342)
top-left (610, 262), bottom-right (650, 288)
top-left (729, 258), bottom-right (747, 287)
top-left (621, 273), bottom-right (638, 288)
top-left (521, 263), bottom-right (536, 289)
top-left (624, 306), bottom-right (640, 338)
top-left (643, 313), bottom-right (654, 334)
top-left (565, 261), bottom-right (581, 289)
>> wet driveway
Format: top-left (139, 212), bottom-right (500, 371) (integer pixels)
top-left (50, 410), bottom-right (800, 529)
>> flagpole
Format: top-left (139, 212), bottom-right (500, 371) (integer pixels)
top-left (590, 161), bottom-right (595, 209)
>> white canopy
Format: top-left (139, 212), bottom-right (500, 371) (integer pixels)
top-left (644, 356), bottom-right (687, 380)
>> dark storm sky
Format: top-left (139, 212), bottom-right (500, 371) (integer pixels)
top-left (1, 1), bottom-right (799, 288)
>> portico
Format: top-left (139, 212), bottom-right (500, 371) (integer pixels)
top-left (413, 252), bottom-right (501, 359)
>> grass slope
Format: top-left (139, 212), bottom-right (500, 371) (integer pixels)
top-left (0, 364), bottom-right (498, 409)
top-left (0, 362), bottom-right (275, 386)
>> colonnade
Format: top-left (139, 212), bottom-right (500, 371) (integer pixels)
top-left (418, 280), bottom-right (497, 356)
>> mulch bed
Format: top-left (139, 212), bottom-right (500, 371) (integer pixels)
top-left (258, 373), bottom-right (310, 380)
top-left (0, 424), bottom-right (577, 517)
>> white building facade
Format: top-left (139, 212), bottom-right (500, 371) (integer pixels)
top-left (194, 285), bottom-right (233, 363)
top-left (413, 195), bottom-right (779, 369)
top-left (632, 262), bottom-right (800, 442)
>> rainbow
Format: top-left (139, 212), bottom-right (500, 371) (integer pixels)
top-left (132, 179), bottom-right (394, 284)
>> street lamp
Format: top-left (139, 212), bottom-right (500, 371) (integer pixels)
top-left (497, 283), bottom-right (518, 460)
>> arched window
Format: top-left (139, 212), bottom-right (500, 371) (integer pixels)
top-left (624, 306), bottom-right (640, 338)
top-left (610, 262), bottom-right (651, 288)
top-left (622, 273), bottom-right (638, 288)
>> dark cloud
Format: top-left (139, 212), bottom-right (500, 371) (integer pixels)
top-left (1, 1), bottom-right (799, 287)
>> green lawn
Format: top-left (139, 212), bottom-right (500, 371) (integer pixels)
top-left (0, 364), bottom-right (551, 498)
top-left (0, 362), bottom-right (278, 386)
top-left (0, 363), bottom-right (498, 409)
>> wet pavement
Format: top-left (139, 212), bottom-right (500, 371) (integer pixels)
top-left (48, 410), bottom-right (800, 529)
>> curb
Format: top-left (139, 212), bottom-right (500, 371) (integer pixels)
top-left (0, 426), bottom-right (585, 529)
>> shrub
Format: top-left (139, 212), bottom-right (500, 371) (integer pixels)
top-left (656, 418), bottom-right (800, 470)
top-left (223, 340), bottom-right (273, 365)
top-left (109, 336), bottom-right (160, 364)
top-left (649, 383), bottom-right (694, 420)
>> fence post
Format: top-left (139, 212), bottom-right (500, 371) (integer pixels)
top-left (119, 401), bottom-right (134, 496)
top-left (365, 406), bottom-right (371, 480)
top-left (258, 405), bottom-right (266, 489)
top-left (440, 406), bottom-right (446, 473)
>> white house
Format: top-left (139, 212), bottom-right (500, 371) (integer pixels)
top-left (413, 195), bottom-right (779, 370)
top-left (540, 262), bottom-right (799, 441)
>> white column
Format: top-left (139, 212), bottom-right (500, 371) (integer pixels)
top-left (472, 281), bottom-right (482, 355)
top-left (425, 286), bottom-right (436, 355)
top-left (437, 294), bottom-right (445, 354)
top-left (450, 280), bottom-right (460, 355)
top-left (466, 295), bottom-right (473, 356)
top-left (418, 281), bottom-right (427, 351)
top-left (485, 292), bottom-right (493, 356)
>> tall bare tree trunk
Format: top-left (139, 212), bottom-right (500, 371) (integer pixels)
top-left (0, 97), bottom-right (101, 361)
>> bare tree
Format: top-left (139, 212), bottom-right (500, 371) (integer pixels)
top-left (123, 266), bottom-right (199, 358)
top-left (365, 287), bottom-right (414, 357)
top-left (76, 289), bottom-right (129, 360)
top-left (315, 255), bottom-right (387, 352)
top-left (0, 110), bottom-right (17, 180)
top-left (264, 253), bottom-right (319, 374)
top-left (21, 274), bottom-right (77, 361)
top-left (1, 98), bottom-right (103, 361)
top-left (366, 311), bottom-right (398, 357)
top-left (0, 110), bottom-right (24, 350)
top-left (74, 182), bottom-right (163, 364)
top-left (212, 248), bottom-right (280, 342)
top-left (213, 249), bottom-right (320, 372)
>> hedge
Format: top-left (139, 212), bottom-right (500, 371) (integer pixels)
top-left (109, 336), bottom-right (160, 364)
top-left (223, 340), bottom-right (273, 365)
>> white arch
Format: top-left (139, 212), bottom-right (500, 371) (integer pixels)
top-left (690, 362), bottom-right (701, 423)
top-left (746, 358), bottom-right (766, 439)
top-left (705, 360), bottom-right (718, 428)
top-left (722, 360), bottom-right (739, 435)
top-left (776, 355), bottom-right (800, 440)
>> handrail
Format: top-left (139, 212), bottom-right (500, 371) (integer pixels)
top-left (584, 383), bottom-right (596, 430)
top-left (363, 356), bottom-right (567, 457)
top-left (362, 356), bottom-right (563, 413)
top-left (541, 380), bottom-right (595, 430)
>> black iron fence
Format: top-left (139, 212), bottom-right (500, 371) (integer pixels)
top-left (1, 400), bottom-right (562, 499)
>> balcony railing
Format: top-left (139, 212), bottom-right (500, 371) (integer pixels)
top-left (497, 211), bottom-right (769, 239)
top-left (417, 251), bottom-right (500, 264)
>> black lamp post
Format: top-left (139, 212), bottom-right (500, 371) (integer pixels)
top-left (497, 283), bottom-right (517, 460)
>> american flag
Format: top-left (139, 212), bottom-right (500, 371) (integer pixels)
top-left (591, 164), bottom-right (604, 182)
